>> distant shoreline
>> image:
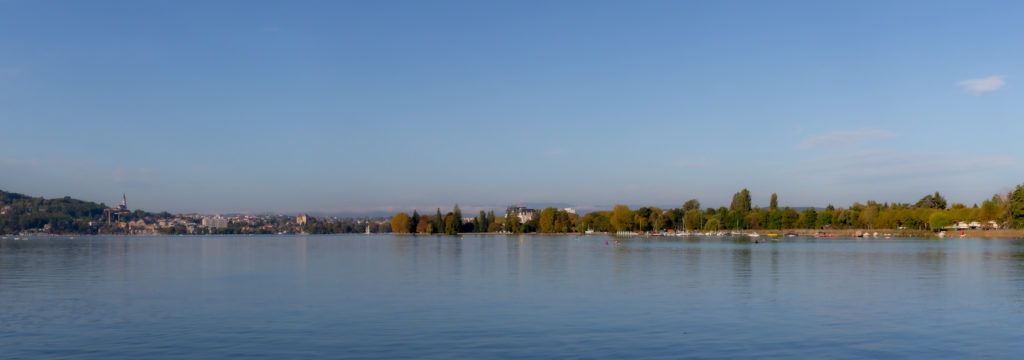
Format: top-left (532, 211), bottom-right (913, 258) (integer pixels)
top-left (8, 229), bottom-right (1024, 239)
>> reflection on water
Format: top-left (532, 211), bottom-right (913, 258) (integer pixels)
top-left (2, 235), bottom-right (1024, 358)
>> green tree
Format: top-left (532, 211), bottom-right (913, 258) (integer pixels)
top-left (444, 213), bottom-right (458, 235)
top-left (723, 210), bottom-right (747, 230)
top-left (554, 210), bottom-right (572, 232)
top-left (650, 207), bottom-right (665, 230)
top-left (916, 191), bottom-right (948, 210)
top-left (769, 193), bottom-right (778, 211)
top-left (581, 211), bottom-right (612, 232)
top-left (487, 210), bottom-right (498, 232)
top-left (682, 199), bottom-right (701, 212)
top-left (635, 207), bottom-right (653, 231)
top-left (1011, 185), bottom-right (1024, 228)
top-left (476, 210), bottom-right (486, 232)
top-left (980, 200), bottom-right (1000, 222)
top-left (730, 189), bottom-right (752, 212)
top-left (703, 218), bottom-right (720, 231)
top-left (799, 208), bottom-right (817, 229)
top-left (816, 211), bottom-right (833, 229)
top-left (453, 204), bottom-right (463, 231)
top-left (610, 205), bottom-right (634, 232)
top-left (538, 207), bottom-right (557, 233)
top-left (767, 210), bottom-right (782, 230)
top-left (505, 211), bottom-right (521, 234)
top-left (410, 210), bottom-right (420, 234)
top-left (433, 209), bottom-right (443, 234)
top-left (683, 209), bottom-right (703, 230)
top-left (929, 212), bottom-right (951, 231)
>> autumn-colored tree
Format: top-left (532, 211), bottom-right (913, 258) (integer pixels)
top-left (390, 212), bottom-right (411, 234)
top-left (416, 215), bottom-right (433, 233)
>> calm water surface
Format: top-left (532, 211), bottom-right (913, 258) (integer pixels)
top-left (2, 235), bottom-right (1024, 359)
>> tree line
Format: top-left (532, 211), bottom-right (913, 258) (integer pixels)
top-left (391, 184), bottom-right (1024, 234)
top-left (391, 205), bottom-right (508, 235)
top-left (579, 187), bottom-right (1024, 233)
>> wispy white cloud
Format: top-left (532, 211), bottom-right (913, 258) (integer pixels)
top-left (795, 128), bottom-right (895, 150)
top-left (958, 75), bottom-right (1005, 95)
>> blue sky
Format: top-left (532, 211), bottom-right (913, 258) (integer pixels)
top-left (1, 0), bottom-right (1021, 215)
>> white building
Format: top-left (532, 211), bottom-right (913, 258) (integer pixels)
top-left (202, 216), bottom-right (229, 229)
top-left (506, 206), bottom-right (538, 223)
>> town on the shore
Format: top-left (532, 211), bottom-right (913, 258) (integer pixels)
top-left (0, 190), bottom-right (386, 236)
top-left (3, 184), bottom-right (1024, 236)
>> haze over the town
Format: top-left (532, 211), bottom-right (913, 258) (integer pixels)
top-left (2, 1), bottom-right (1021, 215)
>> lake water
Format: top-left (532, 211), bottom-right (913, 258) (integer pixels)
top-left (2, 235), bottom-right (1024, 359)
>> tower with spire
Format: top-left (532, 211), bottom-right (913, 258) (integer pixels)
top-left (105, 193), bottom-right (131, 224)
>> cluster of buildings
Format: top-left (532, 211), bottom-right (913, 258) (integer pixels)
top-left (106, 214), bottom-right (289, 235)
top-left (99, 211), bottom-right (385, 235)
top-left (505, 206), bottom-right (576, 223)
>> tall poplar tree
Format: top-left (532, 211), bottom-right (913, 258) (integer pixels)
top-left (453, 204), bottom-right (462, 230)
top-left (433, 208), bottom-right (443, 234)
top-left (411, 210), bottom-right (420, 234)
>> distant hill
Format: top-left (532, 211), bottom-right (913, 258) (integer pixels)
top-left (0, 190), bottom-right (156, 234)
